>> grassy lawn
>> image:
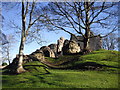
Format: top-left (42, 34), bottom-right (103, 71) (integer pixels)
top-left (1, 69), bottom-right (118, 88)
top-left (1, 49), bottom-right (119, 88)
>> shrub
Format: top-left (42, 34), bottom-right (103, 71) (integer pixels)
top-left (2, 62), bottom-right (8, 66)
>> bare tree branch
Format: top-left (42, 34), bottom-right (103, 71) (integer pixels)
top-left (25, 2), bottom-right (29, 17)
top-left (102, 26), bottom-right (117, 38)
top-left (92, 14), bottom-right (111, 24)
top-left (42, 2), bottom-right (117, 50)
top-left (55, 3), bottom-right (79, 34)
top-left (28, 1), bottom-right (35, 26)
top-left (90, 2), bottom-right (105, 25)
top-left (56, 3), bottom-right (86, 30)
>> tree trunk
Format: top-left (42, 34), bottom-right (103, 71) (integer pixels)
top-left (16, 37), bottom-right (26, 73)
top-left (84, 37), bottom-right (89, 49)
top-left (7, 47), bottom-right (11, 65)
top-left (16, 1), bottom-right (26, 73)
top-left (83, 2), bottom-right (90, 52)
top-left (7, 57), bottom-right (11, 65)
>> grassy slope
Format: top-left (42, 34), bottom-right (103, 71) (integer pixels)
top-left (80, 49), bottom-right (119, 66)
top-left (1, 49), bottom-right (119, 88)
top-left (45, 49), bottom-right (119, 70)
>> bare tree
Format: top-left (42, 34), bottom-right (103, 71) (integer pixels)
top-left (102, 33), bottom-right (118, 50)
top-left (1, 34), bottom-right (15, 65)
top-left (42, 2), bottom-right (117, 52)
top-left (2, 1), bottom-right (45, 73)
top-left (16, 0), bottom-right (45, 73)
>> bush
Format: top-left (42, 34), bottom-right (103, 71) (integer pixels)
top-left (2, 62), bottom-right (8, 66)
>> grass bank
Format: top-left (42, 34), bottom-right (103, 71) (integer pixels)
top-left (2, 68), bottom-right (119, 88)
top-left (1, 49), bottom-right (119, 88)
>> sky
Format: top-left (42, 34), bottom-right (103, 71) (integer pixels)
top-left (1, 2), bottom-right (70, 63)
top-left (1, 1), bottom-right (119, 64)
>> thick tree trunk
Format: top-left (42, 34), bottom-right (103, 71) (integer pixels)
top-left (83, 2), bottom-right (91, 52)
top-left (16, 37), bottom-right (26, 73)
top-left (16, 1), bottom-right (26, 73)
top-left (83, 33), bottom-right (91, 54)
top-left (84, 37), bottom-right (89, 49)
top-left (7, 59), bottom-right (10, 65)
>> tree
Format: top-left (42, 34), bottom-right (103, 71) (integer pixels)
top-left (2, 1), bottom-right (44, 73)
top-left (0, 13), bottom-right (9, 65)
top-left (1, 34), bottom-right (15, 65)
top-left (42, 2), bottom-right (117, 52)
top-left (16, 0), bottom-right (45, 73)
top-left (102, 33), bottom-right (118, 50)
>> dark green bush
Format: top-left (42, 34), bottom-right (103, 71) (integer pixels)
top-left (2, 62), bottom-right (8, 66)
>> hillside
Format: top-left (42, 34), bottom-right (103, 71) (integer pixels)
top-left (1, 49), bottom-right (119, 88)
top-left (41, 49), bottom-right (119, 70)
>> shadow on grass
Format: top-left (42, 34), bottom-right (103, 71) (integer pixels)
top-left (24, 65), bottom-right (50, 74)
top-left (2, 65), bottom-right (51, 75)
top-left (49, 61), bottom-right (120, 71)
top-left (68, 62), bottom-right (120, 71)
top-left (2, 62), bottom-right (119, 75)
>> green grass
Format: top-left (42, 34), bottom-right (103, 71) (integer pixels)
top-left (2, 68), bottom-right (118, 88)
top-left (79, 49), bottom-right (119, 67)
top-left (81, 49), bottom-right (119, 62)
top-left (45, 49), bottom-right (119, 70)
top-left (1, 49), bottom-right (120, 88)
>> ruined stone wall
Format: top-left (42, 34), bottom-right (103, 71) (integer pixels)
top-left (89, 36), bottom-right (102, 51)
top-left (70, 35), bottom-right (102, 51)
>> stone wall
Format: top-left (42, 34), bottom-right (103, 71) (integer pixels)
top-left (70, 35), bottom-right (102, 51)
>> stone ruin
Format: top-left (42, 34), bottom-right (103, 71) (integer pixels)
top-left (12, 35), bottom-right (102, 64)
top-left (40, 46), bottom-right (55, 58)
top-left (40, 36), bottom-right (81, 57)
top-left (57, 37), bottom-right (65, 54)
top-left (62, 40), bottom-right (81, 55)
top-left (70, 35), bottom-right (102, 51)
top-left (32, 34), bottom-right (102, 59)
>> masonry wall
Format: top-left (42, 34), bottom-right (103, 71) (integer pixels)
top-left (70, 35), bottom-right (102, 51)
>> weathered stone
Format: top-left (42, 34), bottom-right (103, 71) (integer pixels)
top-left (30, 49), bottom-right (45, 61)
top-left (23, 55), bottom-right (32, 63)
top-left (70, 34), bottom-right (102, 51)
top-left (30, 52), bottom-right (44, 61)
top-left (62, 40), bottom-right (81, 55)
top-left (40, 46), bottom-right (55, 58)
top-left (57, 37), bottom-right (65, 54)
top-left (13, 55), bottom-right (33, 64)
top-left (64, 39), bottom-right (69, 46)
top-left (48, 44), bottom-right (57, 56)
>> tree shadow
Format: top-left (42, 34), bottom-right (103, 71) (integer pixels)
top-left (2, 65), bottom-right (51, 75)
top-left (69, 62), bottom-right (120, 71)
top-left (23, 65), bottom-right (51, 74)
